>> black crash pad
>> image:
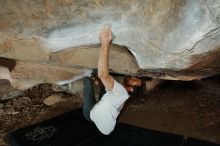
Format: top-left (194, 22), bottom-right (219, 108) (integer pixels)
top-left (7, 108), bottom-right (99, 146)
top-left (184, 137), bottom-right (220, 146)
top-left (8, 108), bottom-right (220, 146)
top-left (78, 123), bottom-right (184, 146)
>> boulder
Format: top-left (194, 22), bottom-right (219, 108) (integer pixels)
top-left (43, 94), bottom-right (65, 106)
top-left (0, 0), bottom-right (219, 89)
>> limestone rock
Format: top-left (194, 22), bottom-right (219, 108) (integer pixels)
top-left (0, 62), bottom-right (84, 90)
top-left (0, 80), bottom-right (24, 101)
top-left (145, 79), bottom-right (164, 92)
top-left (43, 94), bottom-right (65, 106)
top-left (0, 0), bottom-right (219, 87)
top-left (51, 84), bottom-right (69, 92)
top-left (68, 79), bottom-right (84, 98)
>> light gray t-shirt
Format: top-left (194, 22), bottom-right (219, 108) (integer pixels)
top-left (90, 80), bottom-right (129, 135)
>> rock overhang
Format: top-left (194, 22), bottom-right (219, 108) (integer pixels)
top-left (0, 0), bottom-right (220, 89)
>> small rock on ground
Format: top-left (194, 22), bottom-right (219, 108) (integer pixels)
top-left (43, 94), bottom-right (65, 106)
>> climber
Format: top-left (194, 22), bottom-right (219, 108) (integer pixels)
top-left (82, 25), bottom-right (146, 135)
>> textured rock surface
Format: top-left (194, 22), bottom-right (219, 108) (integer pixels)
top-left (0, 0), bottom-right (220, 88)
top-left (43, 94), bottom-right (65, 105)
top-left (0, 80), bottom-right (24, 101)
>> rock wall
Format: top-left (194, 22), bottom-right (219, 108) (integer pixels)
top-left (0, 0), bottom-right (220, 89)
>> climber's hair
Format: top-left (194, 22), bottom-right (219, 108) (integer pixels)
top-left (123, 75), bottom-right (145, 97)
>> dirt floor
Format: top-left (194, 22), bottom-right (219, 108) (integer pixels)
top-left (0, 75), bottom-right (220, 146)
top-left (120, 75), bottom-right (220, 144)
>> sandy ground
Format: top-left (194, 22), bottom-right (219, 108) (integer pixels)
top-left (0, 75), bottom-right (220, 146)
